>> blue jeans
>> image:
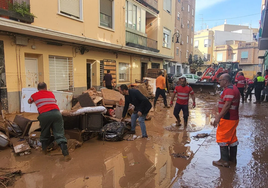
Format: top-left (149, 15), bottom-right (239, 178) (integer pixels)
top-left (131, 113), bottom-right (148, 137)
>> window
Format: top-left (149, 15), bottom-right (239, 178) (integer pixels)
top-left (59, 0), bottom-right (82, 20)
top-left (192, 8), bottom-right (194, 16)
top-left (176, 48), bottom-right (179, 55)
top-left (163, 28), bottom-right (171, 48)
top-left (187, 36), bottom-right (189, 43)
top-left (163, 0), bottom-right (171, 13)
top-left (178, 0), bottom-right (181, 2)
top-left (204, 39), bottom-right (211, 47)
top-left (119, 63), bottom-right (130, 82)
top-left (126, 1), bottom-right (146, 33)
top-left (186, 50), bottom-right (189, 58)
top-left (191, 38), bottom-right (193, 45)
top-left (185, 74), bottom-right (193, 79)
top-left (187, 20), bottom-right (190, 28)
top-left (100, 0), bottom-right (114, 29)
top-left (152, 63), bottom-right (160, 68)
top-left (194, 54), bottom-right (198, 60)
top-left (49, 56), bottom-right (73, 91)
top-left (217, 53), bottom-right (223, 61)
top-left (188, 5), bottom-right (190, 12)
top-left (241, 51), bottom-right (248, 59)
top-left (194, 40), bottom-right (199, 48)
top-left (191, 24), bottom-right (194, 31)
top-left (177, 12), bottom-right (180, 20)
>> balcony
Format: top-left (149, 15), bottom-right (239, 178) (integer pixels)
top-left (126, 30), bottom-right (159, 52)
top-left (100, 12), bottom-right (112, 29)
top-left (0, 0), bottom-right (34, 24)
top-left (135, 0), bottom-right (159, 14)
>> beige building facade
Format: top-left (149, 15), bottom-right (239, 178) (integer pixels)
top-left (164, 0), bottom-right (195, 75)
top-left (214, 41), bottom-right (259, 79)
top-left (0, 0), bottom-right (176, 112)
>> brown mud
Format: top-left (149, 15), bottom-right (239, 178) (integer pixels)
top-left (0, 94), bottom-right (267, 187)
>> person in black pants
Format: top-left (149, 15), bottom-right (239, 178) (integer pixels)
top-left (103, 70), bottom-right (113, 89)
top-left (154, 71), bottom-right (168, 109)
top-left (254, 72), bottom-right (265, 104)
top-left (245, 78), bottom-right (254, 102)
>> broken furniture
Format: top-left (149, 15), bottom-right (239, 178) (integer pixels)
top-left (62, 106), bottom-right (107, 141)
top-left (0, 131), bottom-right (9, 148)
top-left (101, 88), bottom-right (124, 107)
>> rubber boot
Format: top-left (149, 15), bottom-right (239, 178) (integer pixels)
top-left (213, 146), bottom-right (230, 167)
top-left (184, 119), bottom-right (188, 129)
top-left (41, 141), bottom-right (49, 155)
top-left (59, 142), bottom-right (71, 161)
top-left (176, 118), bottom-right (181, 126)
top-left (229, 146), bottom-right (237, 165)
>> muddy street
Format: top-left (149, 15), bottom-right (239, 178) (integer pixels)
top-left (1, 94), bottom-right (268, 188)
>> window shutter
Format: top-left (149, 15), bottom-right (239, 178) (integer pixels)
top-left (49, 56), bottom-right (73, 91)
top-left (60, 0), bottom-right (80, 18)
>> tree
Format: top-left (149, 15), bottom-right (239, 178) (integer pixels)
top-left (188, 54), bottom-right (193, 65)
top-left (189, 55), bottom-right (204, 72)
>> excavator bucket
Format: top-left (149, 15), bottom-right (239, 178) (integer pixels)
top-left (189, 82), bottom-right (218, 94)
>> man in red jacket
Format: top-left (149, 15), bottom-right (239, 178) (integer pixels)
top-left (28, 82), bottom-right (71, 161)
top-left (235, 72), bottom-right (246, 103)
top-left (170, 76), bottom-right (196, 128)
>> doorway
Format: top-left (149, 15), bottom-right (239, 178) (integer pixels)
top-left (86, 63), bottom-right (91, 89)
top-left (141, 63), bottom-right (147, 80)
top-left (25, 58), bottom-right (38, 88)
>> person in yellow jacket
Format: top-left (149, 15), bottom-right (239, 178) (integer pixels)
top-left (154, 71), bottom-right (168, 109)
top-left (254, 72), bottom-right (265, 104)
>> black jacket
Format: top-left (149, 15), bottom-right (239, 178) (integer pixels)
top-left (122, 89), bottom-right (152, 118)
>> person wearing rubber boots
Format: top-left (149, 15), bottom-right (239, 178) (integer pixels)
top-left (170, 76), bottom-right (196, 128)
top-left (213, 74), bottom-right (240, 167)
top-left (28, 82), bottom-right (71, 161)
top-left (235, 72), bottom-right (246, 103)
top-left (254, 72), bottom-right (265, 104)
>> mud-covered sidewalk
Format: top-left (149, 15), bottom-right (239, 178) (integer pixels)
top-left (0, 94), bottom-right (268, 188)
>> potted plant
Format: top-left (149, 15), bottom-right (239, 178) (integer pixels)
top-left (0, 1), bottom-right (35, 23)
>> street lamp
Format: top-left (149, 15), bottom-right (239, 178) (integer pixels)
top-left (172, 30), bottom-right (180, 43)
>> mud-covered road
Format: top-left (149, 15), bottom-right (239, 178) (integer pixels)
top-left (1, 93), bottom-right (268, 188)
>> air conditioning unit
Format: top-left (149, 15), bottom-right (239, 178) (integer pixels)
top-left (180, 41), bottom-right (184, 45)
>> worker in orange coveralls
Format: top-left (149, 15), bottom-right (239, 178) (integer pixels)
top-left (213, 73), bottom-right (240, 167)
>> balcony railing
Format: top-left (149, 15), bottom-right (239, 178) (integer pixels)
top-left (135, 0), bottom-right (159, 14)
top-left (126, 30), bottom-right (159, 52)
top-left (100, 12), bottom-right (112, 29)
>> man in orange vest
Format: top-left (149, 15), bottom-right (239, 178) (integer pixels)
top-left (154, 71), bottom-right (168, 109)
top-left (213, 74), bottom-right (240, 167)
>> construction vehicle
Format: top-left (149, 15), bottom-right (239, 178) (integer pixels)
top-left (200, 62), bottom-right (240, 83)
top-left (189, 62), bottom-right (241, 93)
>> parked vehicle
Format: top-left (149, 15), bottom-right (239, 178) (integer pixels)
top-left (173, 74), bottom-right (201, 85)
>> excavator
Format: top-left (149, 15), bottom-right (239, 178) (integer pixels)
top-left (190, 62), bottom-right (241, 93)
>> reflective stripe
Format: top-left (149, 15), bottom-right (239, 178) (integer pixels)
top-left (35, 98), bottom-right (56, 104)
top-left (178, 96), bottom-right (189, 100)
top-left (218, 103), bottom-right (224, 108)
top-left (190, 91), bottom-right (194, 94)
top-left (238, 81), bottom-right (244, 83)
top-left (218, 141), bottom-right (239, 146)
top-left (37, 101), bottom-right (57, 108)
top-left (177, 92), bottom-right (188, 96)
top-left (224, 95), bottom-right (234, 99)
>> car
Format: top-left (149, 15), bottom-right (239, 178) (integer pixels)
top-left (173, 74), bottom-right (201, 84)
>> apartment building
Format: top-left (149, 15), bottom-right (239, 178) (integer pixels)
top-left (193, 24), bottom-right (259, 75)
top-left (0, 0), bottom-right (176, 112)
top-left (164, 0), bottom-right (195, 76)
top-left (214, 41), bottom-right (259, 79)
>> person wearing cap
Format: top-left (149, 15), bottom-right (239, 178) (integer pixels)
top-left (154, 71), bottom-right (168, 109)
top-left (170, 76), bottom-right (196, 128)
top-left (235, 72), bottom-right (246, 103)
top-left (254, 72), bottom-right (265, 104)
